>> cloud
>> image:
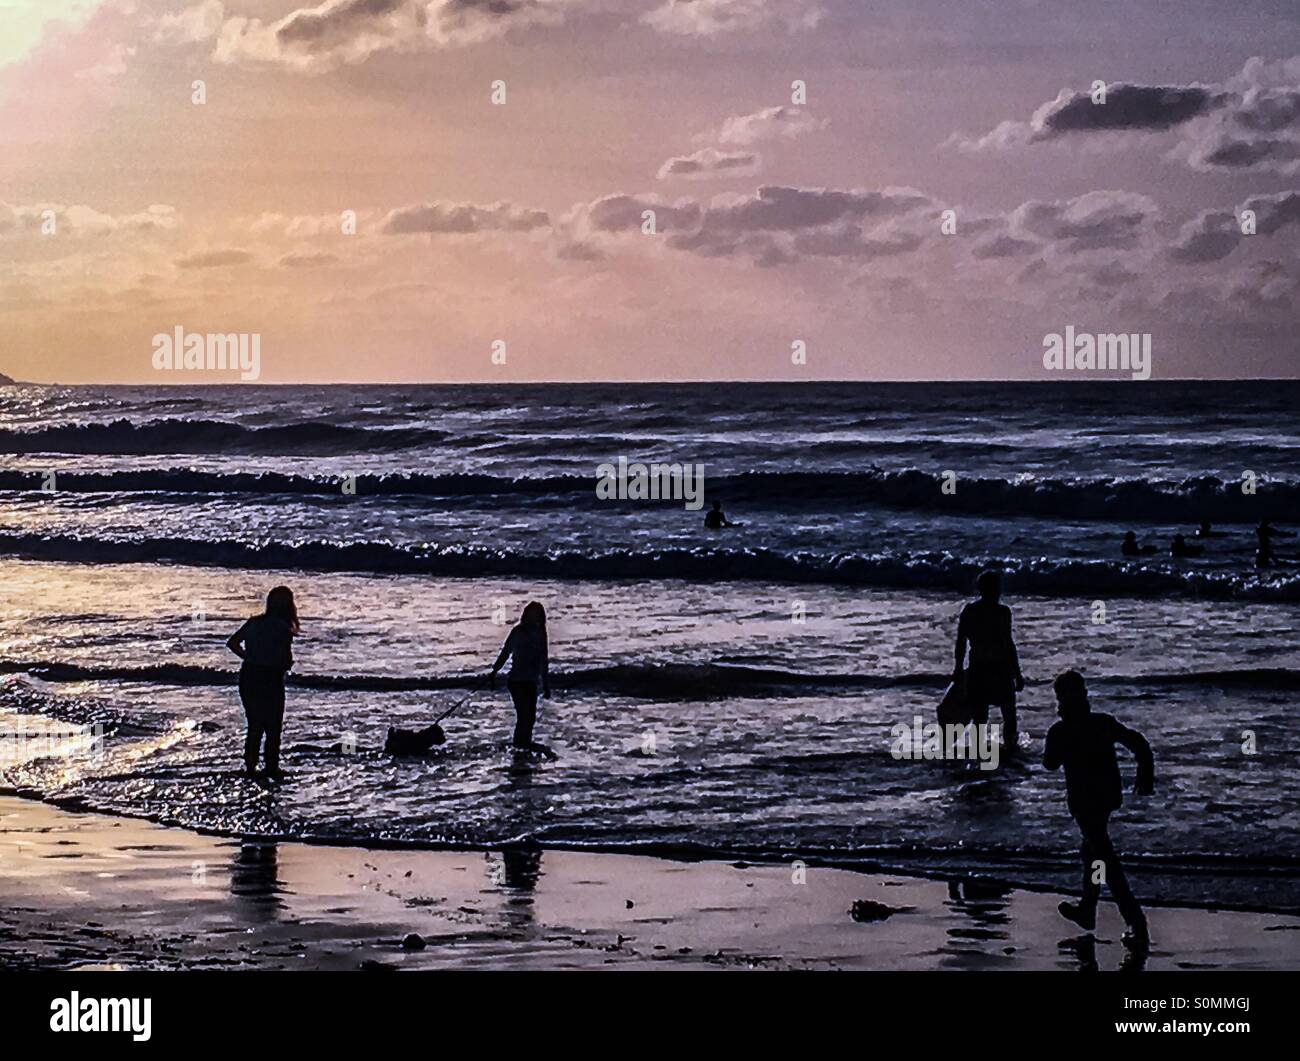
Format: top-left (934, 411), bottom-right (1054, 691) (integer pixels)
top-left (152, 0), bottom-right (226, 45)
top-left (576, 193), bottom-right (703, 234)
top-left (1182, 58), bottom-right (1300, 175)
top-left (1169, 191), bottom-right (1300, 263)
top-left (74, 43), bottom-right (136, 82)
top-left (970, 232), bottom-right (1038, 260)
top-left (952, 82), bottom-right (1223, 151)
top-left (951, 58), bottom-right (1300, 176)
top-left (280, 251), bottom-right (341, 267)
top-left (214, 0), bottom-right (424, 72)
top-left (0, 203), bottom-right (178, 238)
top-left (1168, 210), bottom-right (1241, 264)
top-left (642, 0), bottom-right (823, 37)
top-left (175, 248), bottom-right (254, 268)
top-left (715, 105), bottom-right (827, 146)
top-left (213, 0), bottom-right (580, 71)
top-left (561, 184), bottom-right (933, 266)
top-left (1008, 191), bottom-right (1160, 253)
top-left (425, 0), bottom-right (578, 47)
top-left (381, 200), bottom-right (550, 234)
top-left (657, 148), bottom-right (759, 180)
top-left (250, 212), bottom-right (370, 238)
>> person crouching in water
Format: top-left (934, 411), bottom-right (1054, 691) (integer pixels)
top-left (1044, 669), bottom-right (1154, 948)
top-left (490, 601), bottom-right (551, 750)
top-left (227, 586), bottom-right (299, 779)
top-left (953, 570), bottom-right (1025, 751)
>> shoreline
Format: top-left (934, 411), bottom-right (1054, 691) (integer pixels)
top-left (3, 784), bottom-right (1296, 920)
top-left (1, 796), bottom-right (1297, 971)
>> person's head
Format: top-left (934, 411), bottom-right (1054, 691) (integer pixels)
top-left (265, 586), bottom-right (299, 634)
top-left (975, 569), bottom-right (1001, 602)
top-left (1053, 669), bottom-right (1089, 720)
top-left (1123, 531), bottom-right (1136, 543)
top-left (1199, 519), bottom-right (1211, 532)
top-left (520, 601), bottom-right (546, 630)
top-left (1173, 534), bottom-right (1185, 545)
top-left (711, 500), bottom-right (721, 512)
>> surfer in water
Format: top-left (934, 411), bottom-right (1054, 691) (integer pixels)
top-left (1255, 518), bottom-right (1293, 567)
top-left (490, 601), bottom-right (552, 754)
top-left (953, 570), bottom-right (1025, 751)
top-left (703, 500), bottom-right (738, 529)
top-left (1121, 531), bottom-right (1155, 557)
top-left (227, 586), bottom-right (299, 780)
top-left (1044, 669), bottom-right (1154, 949)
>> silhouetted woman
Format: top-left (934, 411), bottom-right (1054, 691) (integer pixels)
top-left (490, 601), bottom-right (550, 750)
top-left (227, 586), bottom-right (299, 778)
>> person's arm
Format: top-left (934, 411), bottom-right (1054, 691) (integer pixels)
top-left (1115, 719), bottom-right (1154, 795)
top-left (489, 628), bottom-right (514, 687)
top-left (541, 637), bottom-right (551, 699)
top-left (1042, 723), bottom-right (1063, 771)
top-left (953, 609), bottom-right (967, 678)
top-left (1006, 609), bottom-right (1025, 690)
top-left (226, 621), bottom-right (248, 661)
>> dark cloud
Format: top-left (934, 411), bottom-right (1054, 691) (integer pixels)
top-left (276, 0), bottom-right (412, 46)
top-left (382, 200), bottom-right (550, 234)
top-left (215, 0), bottom-right (576, 71)
top-left (954, 82), bottom-right (1223, 151)
top-left (176, 248), bottom-right (253, 268)
top-left (1034, 84), bottom-right (1221, 137)
top-left (657, 148), bottom-right (760, 180)
top-left (1010, 191), bottom-right (1159, 253)
top-left (1169, 209), bottom-right (1241, 264)
top-left (970, 232), bottom-right (1038, 260)
top-left (279, 250), bottom-right (341, 267)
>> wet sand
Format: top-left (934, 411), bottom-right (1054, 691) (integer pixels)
top-left (0, 796), bottom-right (1296, 971)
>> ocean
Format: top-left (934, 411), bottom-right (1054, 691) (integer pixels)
top-left (1, 380), bottom-right (1297, 912)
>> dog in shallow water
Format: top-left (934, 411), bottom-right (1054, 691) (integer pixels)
top-left (383, 723), bottom-right (446, 756)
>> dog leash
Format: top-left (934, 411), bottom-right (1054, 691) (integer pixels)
top-left (432, 677), bottom-right (491, 725)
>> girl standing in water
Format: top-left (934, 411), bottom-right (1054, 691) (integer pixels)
top-left (490, 601), bottom-right (550, 751)
top-left (227, 586), bottom-right (299, 779)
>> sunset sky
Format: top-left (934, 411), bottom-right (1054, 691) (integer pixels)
top-left (1, 0), bottom-right (1298, 382)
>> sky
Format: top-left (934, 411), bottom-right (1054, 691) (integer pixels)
top-left (1, 0), bottom-right (1298, 383)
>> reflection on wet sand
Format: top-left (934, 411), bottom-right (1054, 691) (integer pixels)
top-left (228, 840), bottom-right (285, 922)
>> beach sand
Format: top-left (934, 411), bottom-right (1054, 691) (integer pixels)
top-left (0, 796), bottom-right (1296, 972)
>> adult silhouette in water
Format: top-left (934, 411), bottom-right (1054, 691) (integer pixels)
top-left (1044, 670), bottom-right (1153, 949)
top-left (490, 601), bottom-right (551, 751)
top-left (1121, 531), bottom-right (1155, 557)
top-left (953, 570), bottom-right (1025, 750)
top-left (1170, 533), bottom-right (1202, 558)
top-left (227, 586), bottom-right (298, 779)
top-left (1255, 518), bottom-right (1293, 568)
top-left (703, 500), bottom-right (737, 529)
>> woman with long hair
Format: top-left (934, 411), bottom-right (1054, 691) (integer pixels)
top-left (490, 600), bottom-right (550, 750)
top-left (227, 586), bottom-right (299, 778)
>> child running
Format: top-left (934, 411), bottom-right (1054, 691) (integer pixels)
top-left (1043, 669), bottom-right (1154, 948)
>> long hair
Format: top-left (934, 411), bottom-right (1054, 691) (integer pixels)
top-left (520, 601), bottom-right (547, 652)
top-left (265, 586), bottom-right (299, 635)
